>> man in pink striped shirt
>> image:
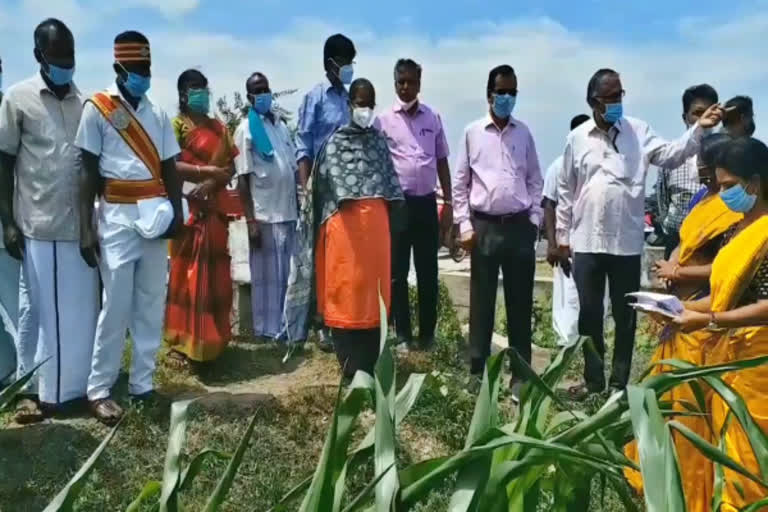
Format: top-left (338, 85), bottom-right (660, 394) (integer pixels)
top-left (375, 58), bottom-right (452, 350)
top-left (452, 64), bottom-right (543, 398)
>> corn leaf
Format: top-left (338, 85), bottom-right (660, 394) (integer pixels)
top-left (43, 416), bottom-right (123, 512)
top-left (373, 292), bottom-right (398, 511)
top-left (646, 357), bottom-right (768, 480)
top-left (341, 463), bottom-right (394, 512)
top-left (158, 398), bottom-right (198, 512)
top-left (0, 359), bottom-right (46, 411)
top-left (179, 449), bottom-right (232, 491)
top-left (125, 481), bottom-right (162, 512)
top-left (202, 409), bottom-right (260, 511)
top-left (626, 386), bottom-right (686, 512)
top-left (446, 349), bottom-right (505, 511)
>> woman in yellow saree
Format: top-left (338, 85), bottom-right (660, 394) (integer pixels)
top-left (624, 134), bottom-right (740, 510)
top-left (672, 136), bottom-right (768, 510)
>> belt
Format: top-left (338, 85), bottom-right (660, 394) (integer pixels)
top-left (472, 210), bottom-right (529, 224)
top-left (103, 178), bottom-right (166, 204)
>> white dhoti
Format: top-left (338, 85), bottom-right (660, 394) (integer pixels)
top-left (0, 249), bottom-right (20, 384)
top-left (551, 264), bottom-right (611, 347)
top-left (87, 215), bottom-right (168, 400)
top-left (22, 239), bottom-right (99, 404)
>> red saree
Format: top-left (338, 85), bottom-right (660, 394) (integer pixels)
top-left (165, 116), bottom-right (239, 362)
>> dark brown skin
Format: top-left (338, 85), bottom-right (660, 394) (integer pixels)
top-left (1, 23), bottom-right (76, 261)
top-left (395, 66), bottom-right (454, 240)
top-left (79, 53), bottom-right (184, 268)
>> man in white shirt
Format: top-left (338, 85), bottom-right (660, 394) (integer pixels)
top-left (556, 68), bottom-right (724, 397)
top-left (235, 72), bottom-right (298, 341)
top-left (0, 19), bottom-right (98, 420)
top-left (76, 31), bottom-right (183, 424)
top-left (542, 114), bottom-right (590, 347)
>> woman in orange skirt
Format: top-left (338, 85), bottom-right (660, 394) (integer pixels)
top-left (165, 69), bottom-right (239, 364)
top-left (284, 78), bottom-right (404, 377)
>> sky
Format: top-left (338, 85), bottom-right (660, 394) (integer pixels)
top-left (1, 0), bottom-right (767, 182)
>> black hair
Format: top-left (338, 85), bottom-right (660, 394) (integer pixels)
top-left (245, 72), bottom-right (267, 93)
top-left (486, 65), bottom-right (515, 97)
top-left (682, 84), bottom-right (718, 114)
top-left (349, 78), bottom-right (375, 103)
top-left (716, 137), bottom-right (768, 198)
top-left (323, 34), bottom-right (356, 71)
top-left (725, 95), bottom-right (756, 136)
top-left (394, 58), bottom-right (422, 80)
top-left (698, 133), bottom-right (732, 168)
top-left (176, 69), bottom-right (207, 113)
top-left (570, 114), bottom-right (590, 131)
top-left (114, 30), bottom-right (149, 45)
top-left (34, 18), bottom-right (73, 51)
top-left (586, 68), bottom-right (619, 107)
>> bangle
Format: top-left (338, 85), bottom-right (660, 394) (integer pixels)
top-left (672, 264), bottom-right (680, 280)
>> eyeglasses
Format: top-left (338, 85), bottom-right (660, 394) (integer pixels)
top-left (593, 89), bottom-right (626, 103)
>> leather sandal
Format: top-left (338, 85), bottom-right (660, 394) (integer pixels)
top-left (14, 398), bottom-right (45, 424)
top-left (90, 398), bottom-right (124, 426)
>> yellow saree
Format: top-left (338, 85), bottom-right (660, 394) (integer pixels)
top-left (624, 194), bottom-right (740, 511)
top-left (708, 215), bottom-right (768, 511)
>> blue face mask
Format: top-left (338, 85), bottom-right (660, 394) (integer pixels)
top-left (40, 53), bottom-right (75, 86)
top-left (332, 60), bottom-right (354, 85)
top-left (121, 70), bottom-right (151, 98)
top-left (186, 88), bottom-right (210, 114)
top-left (252, 93), bottom-right (273, 115)
top-left (602, 102), bottom-right (623, 124)
top-left (720, 183), bottom-right (757, 213)
top-left (492, 93), bottom-right (516, 119)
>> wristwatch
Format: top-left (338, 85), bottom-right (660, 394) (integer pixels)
top-left (707, 311), bottom-right (720, 330)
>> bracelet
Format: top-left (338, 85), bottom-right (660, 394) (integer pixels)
top-left (672, 264), bottom-right (680, 280)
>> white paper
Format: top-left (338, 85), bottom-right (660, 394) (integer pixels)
top-left (626, 291), bottom-right (684, 318)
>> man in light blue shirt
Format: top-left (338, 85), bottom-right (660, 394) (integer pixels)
top-left (295, 33), bottom-right (356, 188)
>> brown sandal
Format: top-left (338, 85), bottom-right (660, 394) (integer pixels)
top-left (165, 350), bottom-right (190, 370)
top-left (90, 398), bottom-right (124, 426)
top-left (14, 398), bottom-right (45, 424)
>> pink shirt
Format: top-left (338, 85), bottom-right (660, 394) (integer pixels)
top-left (374, 102), bottom-right (449, 196)
top-left (453, 115), bottom-right (543, 234)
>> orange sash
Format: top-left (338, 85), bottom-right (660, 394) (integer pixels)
top-left (86, 92), bottom-right (166, 204)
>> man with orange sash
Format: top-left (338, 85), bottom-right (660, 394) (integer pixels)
top-left (0, 19), bottom-right (98, 419)
top-left (75, 31), bottom-right (182, 424)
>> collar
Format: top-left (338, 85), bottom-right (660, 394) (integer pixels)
top-left (107, 82), bottom-right (149, 111)
top-left (324, 76), bottom-right (347, 94)
top-left (34, 72), bottom-right (80, 99)
top-left (484, 113), bottom-right (516, 130)
top-left (588, 116), bottom-right (623, 135)
top-left (394, 101), bottom-right (425, 115)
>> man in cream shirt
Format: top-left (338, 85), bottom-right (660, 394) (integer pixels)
top-left (76, 31), bottom-right (182, 425)
top-left (556, 68), bottom-right (724, 398)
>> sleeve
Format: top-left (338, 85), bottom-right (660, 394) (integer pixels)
top-left (74, 101), bottom-right (104, 156)
top-left (452, 126), bottom-right (472, 235)
top-left (525, 130), bottom-right (544, 226)
top-left (541, 159), bottom-right (559, 202)
top-left (160, 111), bottom-right (181, 161)
top-left (295, 90), bottom-right (315, 163)
top-left (434, 113), bottom-right (450, 160)
top-left (555, 137), bottom-right (576, 246)
top-left (233, 123), bottom-right (253, 177)
top-left (645, 121), bottom-right (703, 170)
top-left (0, 90), bottom-right (22, 156)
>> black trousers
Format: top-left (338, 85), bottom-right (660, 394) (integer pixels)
top-left (573, 253), bottom-right (641, 390)
top-left (469, 215), bottom-right (536, 375)
top-left (332, 328), bottom-right (380, 378)
top-left (391, 193), bottom-right (439, 343)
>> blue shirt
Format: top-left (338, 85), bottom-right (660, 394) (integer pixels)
top-left (295, 78), bottom-right (349, 163)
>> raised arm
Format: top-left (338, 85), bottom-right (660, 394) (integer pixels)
top-left (646, 103), bottom-right (724, 169)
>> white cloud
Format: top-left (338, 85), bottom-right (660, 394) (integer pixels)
top-left (1, 10), bottom-right (766, 175)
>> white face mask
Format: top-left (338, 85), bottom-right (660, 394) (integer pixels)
top-left (352, 107), bottom-right (375, 128)
top-left (398, 96), bottom-right (418, 111)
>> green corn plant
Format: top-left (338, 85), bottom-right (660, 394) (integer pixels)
top-left (43, 416), bottom-right (124, 512)
top-left (0, 359), bottom-right (46, 410)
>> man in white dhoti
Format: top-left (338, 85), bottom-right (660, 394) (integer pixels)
top-left (76, 31), bottom-right (183, 425)
top-left (543, 114), bottom-right (604, 347)
top-left (0, 19), bottom-right (99, 421)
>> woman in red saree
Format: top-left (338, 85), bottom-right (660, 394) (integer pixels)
top-left (165, 69), bottom-right (239, 364)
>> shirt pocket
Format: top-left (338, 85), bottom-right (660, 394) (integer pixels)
top-left (598, 150), bottom-right (632, 181)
